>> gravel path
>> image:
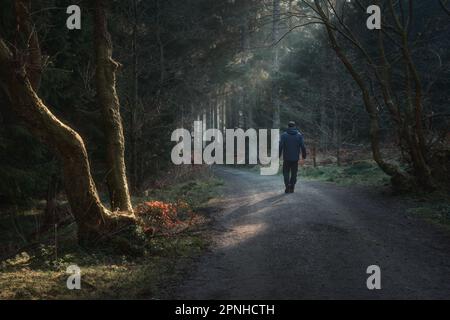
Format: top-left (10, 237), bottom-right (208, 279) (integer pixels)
top-left (174, 167), bottom-right (450, 299)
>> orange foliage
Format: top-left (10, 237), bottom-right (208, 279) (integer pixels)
top-left (135, 200), bottom-right (195, 236)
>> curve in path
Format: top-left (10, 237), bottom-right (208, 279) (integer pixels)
top-left (175, 167), bottom-right (450, 299)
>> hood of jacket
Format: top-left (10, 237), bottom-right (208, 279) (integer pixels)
top-left (286, 127), bottom-right (299, 135)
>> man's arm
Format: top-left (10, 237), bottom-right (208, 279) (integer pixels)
top-left (279, 134), bottom-right (284, 158)
top-left (299, 135), bottom-right (307, 159)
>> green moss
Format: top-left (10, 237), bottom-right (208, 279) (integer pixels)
top-left (299, 161), bottom-right (390, 186)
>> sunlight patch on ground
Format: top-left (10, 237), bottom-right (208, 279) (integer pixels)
top-left (216, 222), bottom-right (267, 249)
top-left (221, 191), bottom-right (281, 207)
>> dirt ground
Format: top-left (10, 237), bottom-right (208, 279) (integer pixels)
top-left (172, 167), bottom-right (450, 299)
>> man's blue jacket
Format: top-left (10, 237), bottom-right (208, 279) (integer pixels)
top-left (279, 128), bottom-right (307, 161)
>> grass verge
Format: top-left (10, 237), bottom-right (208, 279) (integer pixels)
top-left (299, 161), bottom-right (390, 186)
top-left (0, 169), bottom-right (222, 299)
top-left (298, 162), bottom-right (450, 230)
top-left (406, 192), bottom-right (450, 231)
top-left (246, 160), bottom-right (390, 187)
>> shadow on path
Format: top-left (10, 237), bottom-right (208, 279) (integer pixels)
top-left (173, 167), bottom-right (450, 299)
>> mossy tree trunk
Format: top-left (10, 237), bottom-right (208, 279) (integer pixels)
top-left (311, 0), bottom-right (436, 192)
top-left (0, 2), bottom-right (134, 245)
top-left (94, 0), bottom-right (133, 212)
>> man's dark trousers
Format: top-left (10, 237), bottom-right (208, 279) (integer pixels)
top-left (283, 160), bottom-right (298, 188)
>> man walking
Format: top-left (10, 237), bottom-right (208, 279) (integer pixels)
top-left (279, 121), bottom-right (307, 193)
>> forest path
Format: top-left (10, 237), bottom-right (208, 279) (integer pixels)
top-left (174, 166), bottom-right (450, 299)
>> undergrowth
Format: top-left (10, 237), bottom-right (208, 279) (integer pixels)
top-left (0, 167), bottom-right (222, 299)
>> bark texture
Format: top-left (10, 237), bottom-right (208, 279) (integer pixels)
top-left (94, 0), bottom-right (133, 212)
top-left (0, 2), bottom-right (135, 245)
top-left (0, 39), bottom-right (135, 244)
top-left (272, 0), bottom-right (281, 129)
top-left (313, 0), bottom-right (417, 192)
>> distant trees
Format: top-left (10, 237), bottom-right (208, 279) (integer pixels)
top-left (300, 0), bottom-right (450, 191)
top-left (1, 0), bottom-right (448, 220)
top-left (208, 0), bottom-right (449, 192)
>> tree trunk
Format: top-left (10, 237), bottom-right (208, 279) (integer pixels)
top-left (42, 174), bottom-right (59, 228)
top-left (0, 39), bottom-right (134, 245)
top-left (13, 0), bottom-right (42, 90)
top-left (440, 0), bottom-right (450, 16)
top-left (94, 0), bottom-right (133, 212)
top-left (313, 0), bottom-right (412, 191)
top-left (336, 118), bottom-right (342, 167)
top-left (130, 0), bottom-right (140, 193)
top-left (272, 0), bottom-right (281, 129)
top-left (312, 143), bottom-right (317, 168)
top-left (156, 0), bottom-right (166, 86)
top-left (1, 1), bottom-right (136, 245)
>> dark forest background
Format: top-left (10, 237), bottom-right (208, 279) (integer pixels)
top-left (1, 0), bottom-right (449, 209)
top-left (0, 0), bottom-right (449, 299)
top-left (0, 0), bottom-right (449, 250)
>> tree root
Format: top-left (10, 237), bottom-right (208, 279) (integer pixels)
top-left (77, 211), bottom-right (145, 255)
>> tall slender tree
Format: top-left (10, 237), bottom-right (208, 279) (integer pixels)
top-left (94, 0), bottom-right (133, 212)
top-left (308, 0), bottom-right (436, 190)
top-left (0, 0), bottom-right (134, 244)
top-left (272, 0), bottom-right (281, 129)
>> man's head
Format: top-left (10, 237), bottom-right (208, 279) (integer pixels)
top-left (288, 121), bottom-right (296, 128)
